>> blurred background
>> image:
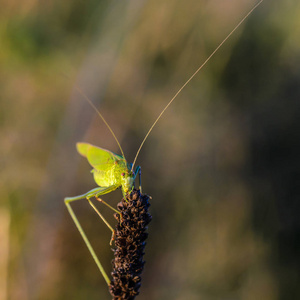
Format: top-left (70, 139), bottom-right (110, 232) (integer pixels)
top-left (1, 0), bottom-right (299, 299)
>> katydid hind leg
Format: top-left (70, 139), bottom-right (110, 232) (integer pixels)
top-left (65, 185), bottom-right (118, 202)
top-left (64, 197), bottom-right (111, 285)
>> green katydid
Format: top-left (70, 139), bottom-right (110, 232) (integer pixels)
top-left (64, 0), bottom-right (264, 287)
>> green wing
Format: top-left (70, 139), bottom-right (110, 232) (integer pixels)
top-left (76, 143), bottom-right (124, 169)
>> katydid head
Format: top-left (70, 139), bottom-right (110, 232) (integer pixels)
top-left (120, 168), bottom-right (135, 194)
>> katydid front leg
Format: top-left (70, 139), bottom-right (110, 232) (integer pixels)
top-left (132, 165), bottom-right (141, 193)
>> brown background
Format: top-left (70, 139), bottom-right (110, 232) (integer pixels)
top-left (1, 0), bottom-right (299, 299)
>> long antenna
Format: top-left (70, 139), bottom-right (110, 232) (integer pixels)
top-left (131, 0), bottom-right (264, 170)
top-left (72, 83), bottom-right (126, 160)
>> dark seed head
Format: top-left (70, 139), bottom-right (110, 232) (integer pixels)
top-left (109, 189), bottom-right (151, 300)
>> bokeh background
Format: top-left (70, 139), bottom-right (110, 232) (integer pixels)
top-left (1, 0), bottom-right (299, 299)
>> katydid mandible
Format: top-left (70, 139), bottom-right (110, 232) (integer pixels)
top-left (64, 0), bottom-right (264, 287)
